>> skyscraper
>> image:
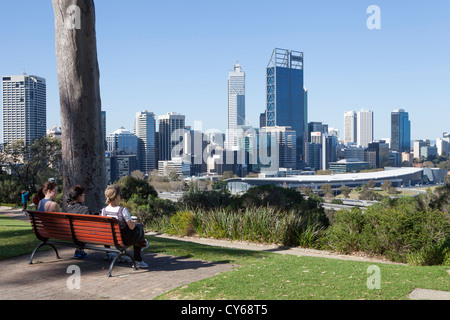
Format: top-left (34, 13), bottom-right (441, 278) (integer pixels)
top-left (259, 112), bottom-right (266, 128)
top-left (227, 62), bottom-right (245, 149)
top-left (2, 74), bottom-right (46, 144)
top-left (260, 126), bottom-right (297, 170)
top-left (357, 109), bottom-right (374, 148)
top-left (106, 127), bottom-right (138, 155)
top-left (391, 109), bottom-right (411, 153)
top-left (308, 122), bottom-right (328, 142)
top-left (101, 110), bottom-right (107, 150)
top-left (344, 111), bottom-right (357, 145)
top-left (134, 111), bottom-right (157, 174)
top-left (158, 112), bottom-right (186, 161)
top-left (322, 133), bottom-right (338, 170)
top-left (266, 48), bottom-right (307, 168)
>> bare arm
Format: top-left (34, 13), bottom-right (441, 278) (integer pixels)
top-left (126, 220), bottom-right (136, 230)
top-left (49, 201), bottom-right (60, 212)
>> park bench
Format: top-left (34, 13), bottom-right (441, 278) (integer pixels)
top-left (24, 210), bottom-right (139, 277)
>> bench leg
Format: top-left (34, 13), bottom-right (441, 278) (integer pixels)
top-left (29, 242), bottom-right (61, 264)
top-left (107, 252), bottom-right (135, 277)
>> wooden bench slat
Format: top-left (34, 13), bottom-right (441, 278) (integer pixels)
top-left (31, 218), bottom-right (120, 235)
top-left (32, 226), bottom-right (72, 237)
top-left (33, 227), bottom-right (71, 236)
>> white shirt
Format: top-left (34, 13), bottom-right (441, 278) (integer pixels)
top-left (101, 206), bottom-right (132, 222)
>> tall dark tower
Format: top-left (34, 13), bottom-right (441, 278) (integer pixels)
top-left (266, 48), bottom-right (307, 169)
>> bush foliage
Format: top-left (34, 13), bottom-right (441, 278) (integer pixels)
top-left (322, 195), bottom-right (450, 264)
top-left (121, 180), bottom-right (450, 266)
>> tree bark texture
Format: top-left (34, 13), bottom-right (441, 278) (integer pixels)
top-left (52, 0), bottom-right (106, 212)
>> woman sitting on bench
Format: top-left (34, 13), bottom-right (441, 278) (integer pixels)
top-left (37, 182), bottom-right (61, 213)
top-left (101, 185), bottom-right (149, 269)
top-left (66, 184), bottom-right (94, 259)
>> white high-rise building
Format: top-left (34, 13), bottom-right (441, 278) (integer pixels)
top-left (357, 109), bottom-right (374, 148)
top-left (2, 74), bottom-right (46, 144)
top-left (227, 62), bottom-right (246, 149)
top-left (158, 112), bottom-right (186, 161)
top-left (134, 111), bottom-right (157, 174)
top-left (436, 138), bottom-right (450, 157)
top-left (344, 111), bottom-right (357, 145)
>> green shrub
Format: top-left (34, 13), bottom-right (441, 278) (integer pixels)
top-left (180, 189), bottom-right (235, 211)
top-left (122, 193), bottom-right (178, 232)
top-left (322, 198), bottom-right (450, 264)
top-left (235, 184), bottom-right (305, 212)
top-left (117, 176), bottom-right (158, 201)
top-left (407, 239), bottom-right (450, 266)
top-left (169, 211), bottom-right (196, 237)
top-left (331, 199), bottom-right (343, 205)
top-left (321, 208), bottom-right (366, 254)
top-left (295, 223), bottom-right (325, 249)
top-left (187, 207), bottom-right (326, 248)
top-left (0, 177), bottom-right (26, 205)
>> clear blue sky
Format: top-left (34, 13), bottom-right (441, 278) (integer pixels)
top-left (1, 0), bottom-right (449, 142)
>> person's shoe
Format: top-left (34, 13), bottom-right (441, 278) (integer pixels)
top-left (135, 260), bottom-right (149, 269)
top-left (74, 249), bottom-right (87, 259)
top-left (118, 255), bottom-right (132, 263)
top-left (104, 252), bottom-right (117, 260)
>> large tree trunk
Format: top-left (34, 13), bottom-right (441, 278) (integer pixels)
top-left (52, 0), bottom-right (106, 213)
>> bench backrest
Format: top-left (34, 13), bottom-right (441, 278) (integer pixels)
top-left (25, 210), bottom-right (126, 248)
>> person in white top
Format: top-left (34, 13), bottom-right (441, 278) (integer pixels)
top-left (101, 184), bottom-right (149, 269)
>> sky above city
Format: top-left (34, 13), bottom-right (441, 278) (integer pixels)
top-left (1, 0), bottom-right (449, 143)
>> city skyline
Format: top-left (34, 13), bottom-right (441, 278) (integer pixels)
top-left (0, 1), bottom-right (449, 143)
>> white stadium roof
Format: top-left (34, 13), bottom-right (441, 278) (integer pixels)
top-left (229, 168), bottom-right (424, 184)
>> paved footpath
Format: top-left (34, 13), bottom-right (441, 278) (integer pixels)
top-left (1, 207), bottom-right (449, 300)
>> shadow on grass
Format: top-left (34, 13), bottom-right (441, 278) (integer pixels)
top-left (146, 235), bottom-right (270, 264)
top-left (0, 227), bottom-right (43, 260)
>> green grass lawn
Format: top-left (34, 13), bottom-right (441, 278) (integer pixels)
top-left (1, 216), bottom-right (449, 300)
top-left (0, 216), bottom-right (42, 260)
top-left (148, 236), bottom-right (450, 300)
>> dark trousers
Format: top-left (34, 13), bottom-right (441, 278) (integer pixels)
top-left (104, 242), bottom-right (144, 261)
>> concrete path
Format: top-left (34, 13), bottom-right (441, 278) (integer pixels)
top-left (0, 247), bottom-right (234, 300)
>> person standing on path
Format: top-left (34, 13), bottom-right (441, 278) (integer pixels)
top-left (21, 190), bottom-right (30, 210)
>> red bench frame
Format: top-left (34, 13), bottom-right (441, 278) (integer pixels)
top-left (25, 210), bottom-right (139, 277)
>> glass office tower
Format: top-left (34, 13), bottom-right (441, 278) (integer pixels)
top-left (134, 111), bottom-right (157, 173)
top-left (266, 48), bottom-right (307, 169)
top-left (391, 109), bottom-right (411, 153)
